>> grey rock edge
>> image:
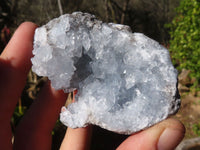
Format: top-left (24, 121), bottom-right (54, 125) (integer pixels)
top-left (31, 12), bottom-right (180, 135)
top-left (175, 137), bottom-right (200, 150)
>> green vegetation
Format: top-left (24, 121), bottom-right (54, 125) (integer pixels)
top-left (192, 122), bottom-right (200, 136)
top-left (11, 99), bottom-right (27, 131)
top-left (169, 0), bottom-right (200, 88)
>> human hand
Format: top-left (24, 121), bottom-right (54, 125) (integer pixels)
top-left (0, 22), bottom-right (185, 150)
top-left (60, 118), bottom-right (185, 150)
top-left (0, 22), bottom-right (68, 150)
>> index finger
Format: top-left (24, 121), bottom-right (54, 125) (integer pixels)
top-left (1, 22), bottom-right (37, 74)
top-left (0, 22), bottom-right (37, 150)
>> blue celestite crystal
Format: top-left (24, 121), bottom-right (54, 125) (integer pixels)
top-left (31, 12), bottom-right (180, 134)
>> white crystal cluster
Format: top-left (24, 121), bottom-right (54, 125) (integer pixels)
top-left (31, 12), bottom-right (180, 134)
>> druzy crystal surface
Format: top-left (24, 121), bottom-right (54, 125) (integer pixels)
top-left (31, 12), bottom-right (180, 134)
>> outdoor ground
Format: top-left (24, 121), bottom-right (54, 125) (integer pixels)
top-left (175, 92), bottom-right (200, 139)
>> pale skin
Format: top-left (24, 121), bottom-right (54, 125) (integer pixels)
top-left (0, 22), bottom-right (185, 150)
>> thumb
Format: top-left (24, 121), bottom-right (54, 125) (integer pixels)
top-left (117, 118), bottom-right (185, 150)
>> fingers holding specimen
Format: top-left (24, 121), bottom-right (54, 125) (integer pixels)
top-left (117, 118), bottom-right (185, 150)
top-left (1, 22), bottom-right (37, 74)
top-left (0, 22), bottom-right (37, 121)
top-left (0, 22), bottom-right (37, 150)
top-left (60, 126), bottom-right (92, 150)
top-left (14, 82), bottom-right (68, 150)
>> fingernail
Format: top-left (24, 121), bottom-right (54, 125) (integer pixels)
top-left (157, 128), bottom-right (182, 150)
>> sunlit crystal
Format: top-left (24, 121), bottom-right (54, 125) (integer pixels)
top-left (31, 12), bottom-right (180, 134)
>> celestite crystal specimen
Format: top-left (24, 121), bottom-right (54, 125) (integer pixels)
top-left (31, 12), bottom-right (180, 134)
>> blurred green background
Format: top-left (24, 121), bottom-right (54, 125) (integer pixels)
top-left (1, 0), bottom-right (200, 149)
